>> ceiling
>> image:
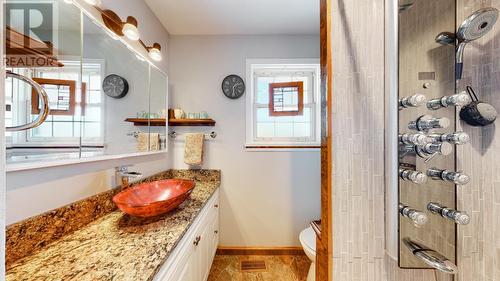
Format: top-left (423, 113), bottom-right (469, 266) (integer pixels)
top-left (144, 0), bottom-right (320, 35)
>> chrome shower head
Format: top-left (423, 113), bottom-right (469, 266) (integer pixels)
top-left (435, 32), bottom-right (455, 45)
top-left (456, 7), bottom-right (499, 80)
top-left (457, 7), bottom-right (498, 42)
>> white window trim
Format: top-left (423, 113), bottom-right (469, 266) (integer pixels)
top-left (245, 58), bottom-right (321, 148)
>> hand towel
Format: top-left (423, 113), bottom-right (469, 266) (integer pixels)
top-left (149, 133), bottom-right (160, 151)
top-left (137, 133), bottom-right (160, 152)
top-left (137, 133), bottom-right (149, 152)
top-left (184, 133), bottom-right (204, 166)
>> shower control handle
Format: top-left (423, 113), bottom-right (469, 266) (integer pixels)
top-left (427, 202), bottom-right (470, 225)
top-left (415, 143), bottom-right (453, 162)
top-left (428, 131), bottom-right (470, 145)
top-left (399, 132), bottom-right (432, 146)
top-left (400, 94), bottom-right (427, 108)
top-left (408, 115), bottom-right (450, 132)
top-left (399, 203), bottom-right (428, 226)
top-left (427, 168), bottom-right (470, 185)
top-left (399, 169), bottom-right (428, 184)
top-left (427, 92), bottom-right (471, 110)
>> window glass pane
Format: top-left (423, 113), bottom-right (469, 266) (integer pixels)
top-left (53, 122), bottom-right (74, 137)
top-left (256, 123), bottom-right (275, 138)
top-left (31, 122), bottom-right (52, 137)
top-left (83, 122), bottom-right (101, 138)
top-left (275, 123), bottom-right (293, 137)
top-left (83, 106), bottom-right (101, 122)
top-left (293, 123), bottom-right (311, 137)
top-left (87, 90), bottom-right (102, 104)
top-left (256, 77), bottom-right (273, 104)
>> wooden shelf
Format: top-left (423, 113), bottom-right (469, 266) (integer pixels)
top-left (168, 119), bottom-right (216, 126)
top-left (125, 118), bottom-right (167, 126)
top-left (125, 118), bottom-right (216, 127)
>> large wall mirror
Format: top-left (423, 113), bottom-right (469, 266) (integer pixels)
top-left (4, 0), bottom-right (168, 170)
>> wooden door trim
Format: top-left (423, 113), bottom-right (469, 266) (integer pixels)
top-left (317, 0), bottom-right (333, 280)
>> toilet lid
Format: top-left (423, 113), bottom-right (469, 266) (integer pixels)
top-left (300, 226), bottom-right (316, 252)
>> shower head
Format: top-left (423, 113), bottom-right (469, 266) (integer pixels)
top-left (457, 7), bottom-right (498, 42)
top-left (399, 0), bottom-right (415, 13)
top-left (455, 7), bottom-right (499, 80)
top-left (435, 32), bottom-right (456, 45)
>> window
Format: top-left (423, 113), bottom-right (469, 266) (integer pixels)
top-left (245, 59), bottom-right (321, 148)
top-left (6, 59), bottom-right (104, 147)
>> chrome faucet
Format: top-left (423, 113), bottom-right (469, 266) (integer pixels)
top-left (115, 165), bottom-right (142, 189)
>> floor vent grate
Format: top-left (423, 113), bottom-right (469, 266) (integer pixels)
top-left (240, 260), bottom-right (267, 271)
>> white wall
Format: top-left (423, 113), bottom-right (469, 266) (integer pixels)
top-left (168, 35), bottom-right (320, 246)
top-left (5, 0), bottom-right (171, 225)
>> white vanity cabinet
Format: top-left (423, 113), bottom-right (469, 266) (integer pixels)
top-left (154, 190), bottom-right (219, 281)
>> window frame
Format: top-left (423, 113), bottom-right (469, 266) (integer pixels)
top-left (245, 58), bottom-right (321, 149)
top-left (7, 58), bottom-right (105, 148)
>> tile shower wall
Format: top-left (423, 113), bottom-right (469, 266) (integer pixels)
top-left (330, 0), bottom-right (388, 278)
top-left (456, 1), bottom-right (500, 281)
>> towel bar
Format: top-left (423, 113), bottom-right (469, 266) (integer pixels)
top-left (169, 131), bottom-right (217, 139)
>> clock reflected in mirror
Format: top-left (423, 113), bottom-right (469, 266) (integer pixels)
top-left (103, 74), bottom-right (129, 99)
top-left (222, 74), bottom-right (245, 99)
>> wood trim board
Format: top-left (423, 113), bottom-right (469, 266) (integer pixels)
top-left (216, 247), bottom-right (305, 256)
top-left (317, 0), bottom-right (333, 280)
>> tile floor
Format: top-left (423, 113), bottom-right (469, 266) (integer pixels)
top-left (207, 255), bottom-right (310, 281)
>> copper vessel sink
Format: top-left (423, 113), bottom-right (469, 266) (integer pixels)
top-left (113, 179), bottom-right (196, 217)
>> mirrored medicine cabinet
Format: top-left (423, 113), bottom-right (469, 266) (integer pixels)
top-left (4, 0), bottom-right (168, 170)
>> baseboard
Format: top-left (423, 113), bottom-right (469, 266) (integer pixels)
top-left (216, 246), bottom-right (305, 256)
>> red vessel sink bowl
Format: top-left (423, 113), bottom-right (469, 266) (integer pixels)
top-left (113, 179), bottom-right (196, 217)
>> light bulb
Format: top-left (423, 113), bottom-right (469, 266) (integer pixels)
top-left (122, 17), bottom-right (140, 41)
top-left (148, 43), bottom-right (162, 61)
top-left (84, 0), bottom-right (101, 5)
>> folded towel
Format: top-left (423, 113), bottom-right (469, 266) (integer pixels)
top-left (184, 133), bottom-right (204, 166)
top-left (137, 133), bottom-right (160, 152)
top-left (137, 133), bottom-right (149, 152)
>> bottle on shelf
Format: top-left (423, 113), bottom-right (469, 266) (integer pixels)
top-left (399, 203), bottom-right (428, 227)
top-left (427, 168), bottom-right (470, 185)
top-left (427, 202), bottom-right (470, 225)
top-left (427, 91), bottom-right (471, 110)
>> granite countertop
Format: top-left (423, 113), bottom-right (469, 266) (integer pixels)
top-left (6, 171), bottom-right (220, 281)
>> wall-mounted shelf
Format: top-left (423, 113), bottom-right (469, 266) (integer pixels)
top-left (125, 118), bottom-right (216, 127)
top-left (168, 119), bottom-right (216, 126)
top-left (125, 118), bottom-right (167, 126)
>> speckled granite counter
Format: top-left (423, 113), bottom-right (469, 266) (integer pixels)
top-left (6, 170), bottom-right (220, 281)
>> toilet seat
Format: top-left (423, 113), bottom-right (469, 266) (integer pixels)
top-left (299, 226), bottom-right (316, 262)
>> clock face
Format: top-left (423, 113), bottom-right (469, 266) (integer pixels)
top-left (102, 74), bottom-right (129, 99)
top-left (222, 75), bottom-right (245, 99)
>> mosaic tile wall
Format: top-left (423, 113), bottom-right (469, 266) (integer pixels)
top-left (456, 1), bottom-right (500, 281)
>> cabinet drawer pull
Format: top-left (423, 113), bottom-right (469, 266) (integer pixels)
top-left (193, 235), bottom-right (201, 246)
top-left (214, 230), bottom-right (218, 234)
top-left (214, 204), bottom-right (219, 208)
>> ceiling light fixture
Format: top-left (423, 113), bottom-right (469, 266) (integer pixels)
top-left (147, 43), bottom-right (162, 61)
top-left (122, 16), bottom-right (140, 41)
top-left (84, 0), bottom-right (101, 6)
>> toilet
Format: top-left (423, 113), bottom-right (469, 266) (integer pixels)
top-left (299, 226), bottom-right (316, 281)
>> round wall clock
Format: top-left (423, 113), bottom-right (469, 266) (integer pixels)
top-left (222, 75), bottom-right (245, 99)
top-left (102, 74), bottom-right (129, 99)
